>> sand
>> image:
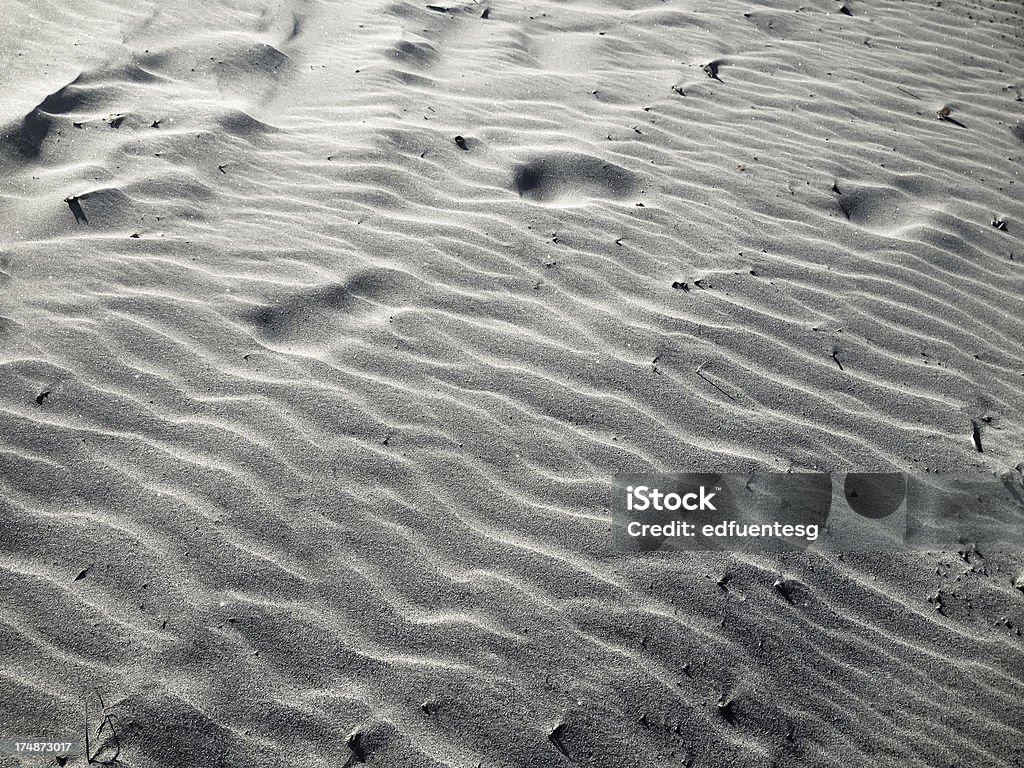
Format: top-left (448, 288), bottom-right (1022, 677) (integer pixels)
top-left (1, 0), bottom-right (1023, 765)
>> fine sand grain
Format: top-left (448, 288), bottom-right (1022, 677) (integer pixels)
top-left (1, 0), bottom-right (1023, 765)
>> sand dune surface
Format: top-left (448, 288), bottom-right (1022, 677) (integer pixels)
top-left (1, 0), bottom-right (1023, 765)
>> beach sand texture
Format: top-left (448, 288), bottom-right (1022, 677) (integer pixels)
top-left (1, 0), bottom-right (1023, 765)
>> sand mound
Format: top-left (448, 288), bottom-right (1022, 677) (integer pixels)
top-left (512, 153), bottom-right (641, 205)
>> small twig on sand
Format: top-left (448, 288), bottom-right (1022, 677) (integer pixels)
top-left (98, 692), bottom-right (121, 764)
top-left (84, 691), bottom-right (121, 765)
top-left (695, 364), bottom-right (737, 401)
top-left (83, 697), bottom-right (90, 763)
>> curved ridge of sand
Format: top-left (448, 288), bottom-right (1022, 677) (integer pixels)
top-left (1, 0), bottom-right (1023, 766)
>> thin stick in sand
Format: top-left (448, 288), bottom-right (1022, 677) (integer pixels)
top-left (695, 363), bottom-right (737, 401)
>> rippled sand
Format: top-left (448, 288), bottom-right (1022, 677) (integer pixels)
top-left (1, 0), bottom-right (1023, 765)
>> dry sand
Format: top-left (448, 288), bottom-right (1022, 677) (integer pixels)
top-left (1, 0), bottom-right (1023, 765)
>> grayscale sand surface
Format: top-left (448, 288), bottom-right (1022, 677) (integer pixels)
top-left (1, 0), bottom-right (1023, 765)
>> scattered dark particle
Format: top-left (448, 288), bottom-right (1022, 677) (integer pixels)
top-left (936, 106), bottom-right (965, 127)
top-left (346, 731), bottom-right (365, 763)
top-left (635, 202), bottom-right (644, 207)
top-left (971, 420), bottom-right (983, 453)
top-left (633, 126), bottom-right (642, 134)
top-left (717, 698), bottom-right (738, 725)
top-left (481, 7), bottom-right (490, 19)
top-left (548, 722), bottom-right (569, 757)
top-left (218, 164), bottom-right (227, 174)
top-left (74, 565), bottom-right (92, 582)
top-left (839, 4), bottom-right (853, 15)
top-left (35, 390), bottom-right (51, 405)
top-left (959, 544), bottom-right (983, 563)
top-left (992, 217), bottom-right (1007, 231)
top-left (65, 195), bottom-right (88, 224)
top-left (672, 281), bottom-right (690, 291)
top-left (109, 115), bottom-right (125, 129)
top-left (773, 577), bottom-right (795, 604)
top-left (454, 135), bottom-right (468, 150)
top-left (129, 232), bottom-right (140, 238)
top-left (749, 269), bottom-right (758, 276)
